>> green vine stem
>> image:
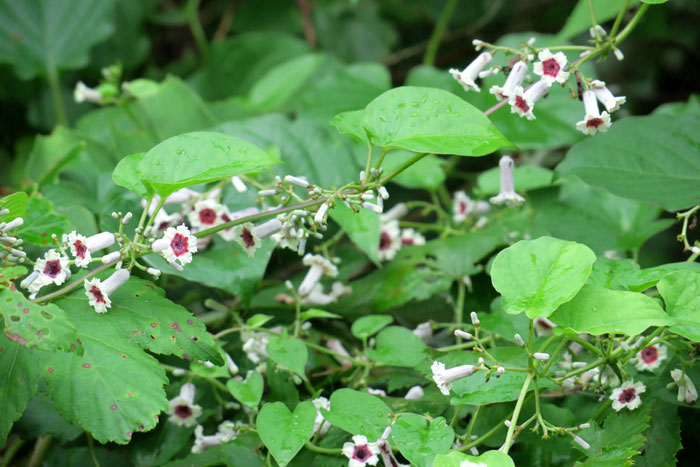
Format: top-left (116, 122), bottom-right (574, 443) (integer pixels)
top-left (424, 0), bottom-right (460, 66)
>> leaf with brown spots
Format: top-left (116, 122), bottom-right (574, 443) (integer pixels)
top-left (0, 288), bottom-right (82, 354)
top-left (0, 330), bottom-right (42, 445)
top-left (43, 304), bottom-right (168, 444)
top-left (58, 277), bottom-right (221, 364)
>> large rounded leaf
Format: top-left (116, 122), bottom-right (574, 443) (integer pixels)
top-left (490, 237), bottom-right (596, 318)
top-left (657, 270), bottom-right (700, 341)
top-left (321, 389), bottom-right (391, 439)
top-left (550, 284), bottom-right (675, 335)
top-left (139, 131), bottom-right (279, 198)
top-left (392, 414), bottom-right (454, 467)
top-left (556, 114), bottom-right (700, 212)
top-left (359, 86), bottom-right (511, 156)
top-left (256, 401), bottom-right (316, 467)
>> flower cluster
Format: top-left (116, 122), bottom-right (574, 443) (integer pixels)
top-left (377, 204), bottom-right (426, 261)
top-left (450, 36), bottom-right (625, 135)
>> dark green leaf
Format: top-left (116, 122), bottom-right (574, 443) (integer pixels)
top-left (14, 195), bottom-right (72, 246)
top-left (257, 401), bottom-right (316, 467)
top-left (366, 326), bottom-right (427, 367)
top-left (381, 150), bottom-right (445, 191)
top-left (26, 126), bottom-right (85, 186)
top-left (321, 389), bottom-right (391, 439)
top-left (392, 414), bottom-right (454, 467)
top-left (330, 201), bottom-right (380, 264)
top-left (351, 315), bottom-right (393, 339)
top-left (266, 336), bottom-right (308, 377)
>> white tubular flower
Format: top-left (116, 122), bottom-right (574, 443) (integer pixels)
top-left (232, 222), bottom-right (261, 257)
top-left (167, 383), bottom-right (202, 427)
top-left (573, 436), bottom-right (590, 450)
top-left (258, 189), bottom-right (277, 197)
top-left (187, 199), bottom-right (223, 230)
top-left (452, 191), bottom-right (474, 223)
top-left (412, 322), bottom-right (432, 341)
top-left (576, 90), bottom-right (611, 135)
top-left (299, 254), bottom-right (338, 296)
top-left (101, 251), bottom-right (121, 264)
top-left (432, 361), bottom-right (475, 396)
top-left (74, 81), bottom-right (103, 104)
top-left (670, 369), bottom-right (698, 404)
top-left (591, 80), bottom-right (626, 113)
top-left (508, 80), bottom-right (549, 120)
top-left (632, 344), bottom-right (668, 371)
top-left (300, 283), bottom-right (337, 306)
top-left (153, 208), bottom-right (181, 233)
top-left (472, 39), bottom-right (486, 51)
top-left (34, 249), bottom-right (70, 286)
top-left (84, 269), bottom-right (130, 314)
top-left (312, 397), bottom-right (331, 437)
top-left (285, 175), bottom-right (310, 188)
top-left (378, 186), bottom-right (390, 200)
top-left (330, 281), bottom-right (352, 300)
top-left (314, 203), bottom-right (329, 224)
top-left (217, 207), bottom-right (259, 241)
top-left (610, 380), bottom-right (646, 412)
top-left (231, 176), bottom-right (247, 192)
top-left (533, 353), bottom-right (550, 361)
top-left (470, 311), bottom-right (480, 326)
top-left (216, 421), bottom-right (239, 443)
top-left (327, 338), bottom-right (352, 366)
top-left (514, 334), bottom-right (525, 346)
top-left (534, 317), bottom-right (557, 336)
top-left (20, 271), bottom-right (39, 290)
top-left (533, 49), bottom-right (570, 85)
top-left (404, 385), bottom-right (425, 400)
top-left (400, 228), bottom-right (425, 246)
top-left (225, 353), bottom-right (239, 375)
top-left (362, 202), bottom-right (383, 215)
top-left (242, 331), bottom-right (269, 364)
top-left (2, 217), bottom-right (24, 232)
top-left (0, 208), bottom-right (9, 216)
top-left (164, 188), bottom-right (201, 205)
top-left (490, 156), bottom-right (526, 207)
top-left (342, 435), bottom-right (380, 467)
top-left (455, 330), bottom-right (473, 340)
top-left (490, 61), bottom-right (528, 101)
top-left (380, 203), bottom-right (408, 223)
top-left (378, 220), bottom-right (401, 261)
top-left (449, 52), bottom-right (493, 92)
top-left (368, 388), bottom-right (387, 397)
top-left (152, 224), bottom-right (198, 266)
top-left (191, 425), bottom-right (222, 453)
top-left (252, 219), bottom-right (282, 239)
top-left (614, 48), bottom-right (624, 61)
top-left (62, 231), bottom-right (115, 268)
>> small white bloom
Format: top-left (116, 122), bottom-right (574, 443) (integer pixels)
top-left (326, 338), bottom-right (353, 366)
top-left (151, 208), bottom-right (181, 233)
top-left (342, 435), bottom-right (380, 467)
top-left (191, 425), bottom-right (222, 453)
top-left (449, 52), bottom-right (493, 92)
top-left (2, 217), bottom-right (24, 232)
top-left (300, 283), bottom-right (337, 306)
top-left (472, 39), bottom-right (486, 51)
top-left (225, 353), bottom-right (239, 375)
top-left (312, 397), bottom-right (331, 436)
top-left (62, 231), bottom-right (115, 268)
top-left (152, 224), bottom-right (198, 266)
top-left (101, 251), bottom-right (121, 264)
top-left (610, 380), bottom-right (646, 412)
top-left (452, 191), bottom-right (474, 223)
top-left (470, 311), bottom-right (480, 326)
top-left (508, 80), bottom-right (549, 120)
top-left (691, 246), bottom-right (700, 255)
top-left (362, 202), bottom-right (383, 215)
top-left (368, 387), bottom-right (387, 397)
top-left (632, 344), bottom-right (668, 371)
top-left (231, 176), bottom-right (247, 192)
top-left (404, 385), bottom-right (424, 400)
top-left (670, 369), bottom-right (697, 404)
top-left (576, 90), bottom-right (611, 135)
top-left (241, 331), bottom-right (269, 364)
top-left (497, 366), bottom-right (505, 377)
top-left (285, 175), bottom-right (310, 188)
top-left (514, 333), bottom-right (525, 346)
top-left (378, 186), bottom-right (390, 200)
top-left (412, 322), bottom-right (432, 341)
top-left (74, 81), bottom-right (103, 104)
top-left (534, 317), bottom-right (557, 336)
top-left (490, 156), bottom-right (525, 207)
top-left (34, 249), bottom-right (70, 286)
top-left (252, 219), bottom-right (282, 239)
top-left (573, 435), bottom-right (590, 450)
top-left (534, 353), bottom-right (550, 361)
top-left (168, 383), bottom-right (202, 427)
top-left (455, 330), bottom-right (473, 340)
top-left (490, 61), bottom-right (528, 101)
top-left (614, 48), bottom-right (624, 61)
top-left (381, 203), bottom-right (408, 223)
top-left (460, 460), bottom-right (487, 467)
top-left (299, 254), bottom-right (338, 296)
top-left (258, 189), bottom-right (277, 197)
top-left (314, 203), bottom-right (330, 224)
top-left (188, 199), bottom-right (223, 230)
top-left (84, 269), bottom-right (130, 314)
top-left (591, 80), bottom-right (626, 113)
top-left (217, 206), bottom-right (259, 241)
top-left (432, 361), bottom-right (475, 396)
top-left (533, 49), bottom-right (570, 85)
top-left (378, 220), bottom-right (401, 261)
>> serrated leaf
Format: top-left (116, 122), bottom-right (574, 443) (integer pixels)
top-left (321, 389), bottom-right (391, 439)
top-left (490, 237), bottom-right (596, 318)
top-left (227, 371), bottom-right (264, 408)
top-left (266, 336), bottom-right (308, 377)
top-left (634, 401), bottom-right (682, 466)
top-left (58, 277), bottom-right (221, 364)
top-left (257, 401), bottom-right (316, 466)
top-left (0, 288), bottom-right (81, 353)
top-left (366, 326), bottom-right (427, 367)
top-left (550, 284), bottom-right (675, 335)
top-left (351, 315), bottom-right (393, 339)
top-left (575, 404), bottom-right (650, 462)
top-left (359, 86), bottom-right (511, 156)
top-left (0, 331), bottom-right (41, 445)
top-left (43, 305), bottom-right (168, 444)
top-left (0, 266), bottom-right (28, 283)
top-left (139, 131), bottom-right (279, 199)
top-left (657, 270), bottom-right (700, 341)
top-left (0, 0), bottom-right (114, 79)
top-left (392, 414), bottom-right (454, 467)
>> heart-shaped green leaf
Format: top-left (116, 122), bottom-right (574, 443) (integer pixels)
top-left (366, 326), bottom-right (427, 367)
top-left (227, 371), bottom-right (264, 408)
top-left (321, 389), bottom-right (391, 439)
top-left (392, 414), bottom-right (454, 467)
top-left (112, 153), bottom-right (152, 198)
top-left (139, 131), bottom-right (279, 199)
top-left (657, 270), bottom-right (700, 341)
top-left (266, 336), bottom-right (308, 377)
top-left (490, 236), bottom-right (596, 318)
top-left (256, 401), bottom-right (316, 466)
